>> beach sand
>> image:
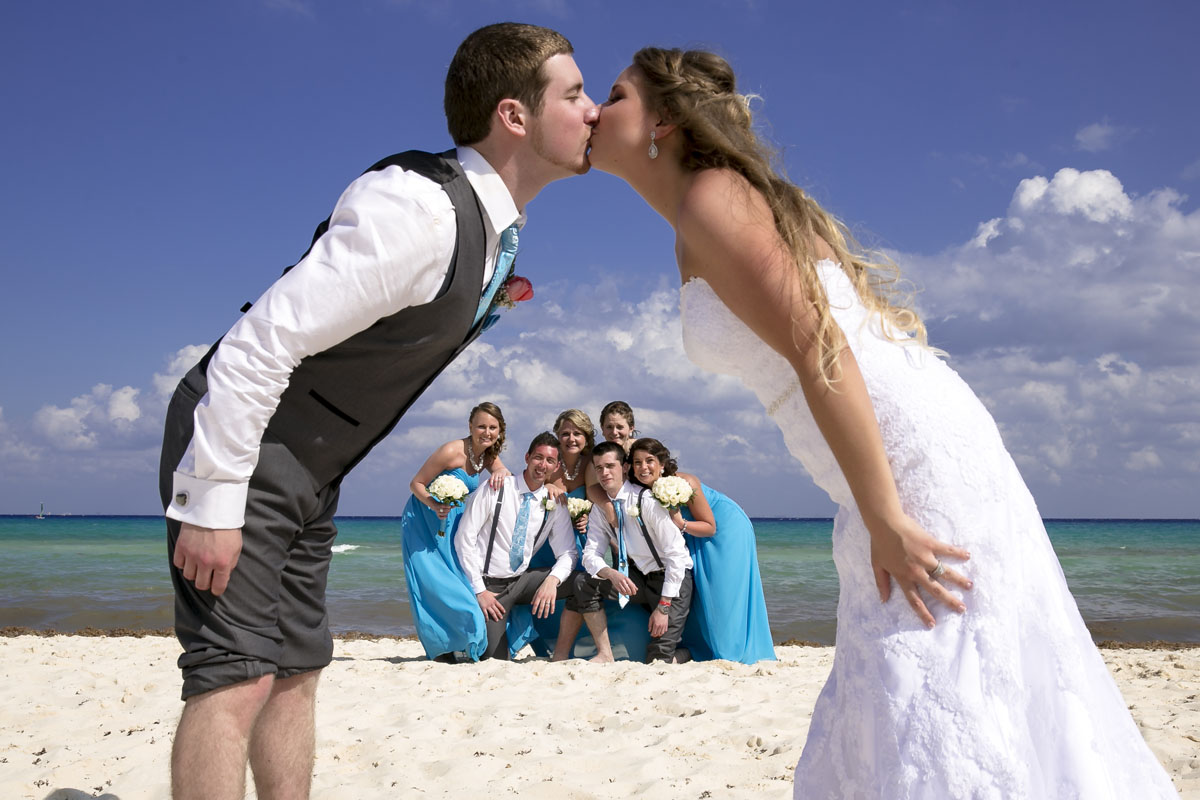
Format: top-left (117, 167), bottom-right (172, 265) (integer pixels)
top-left (1, 634), bottom-right (1197, 799)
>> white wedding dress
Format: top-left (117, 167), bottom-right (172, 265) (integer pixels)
top-left (680, 260), bottom-right (1177, 799)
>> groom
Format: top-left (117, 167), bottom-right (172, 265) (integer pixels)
top-left (455, 432), bottom-right (580, 661)
top-left (158, 23), bottom-right (597, 800)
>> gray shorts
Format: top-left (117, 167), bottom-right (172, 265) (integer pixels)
top-left (160, 370), bottom-right (339, 700)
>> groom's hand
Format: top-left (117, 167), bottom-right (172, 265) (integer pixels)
top-left (476, 590), bottom-right (506, 621)
top-left (174, 523), bottom-right (242, 596)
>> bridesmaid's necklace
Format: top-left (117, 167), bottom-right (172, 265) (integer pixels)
top-left (562, 454), bottom-right (582, 482)
top-left (466, 438), bottom-right (486, 472)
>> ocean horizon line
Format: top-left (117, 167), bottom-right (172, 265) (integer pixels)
top-left (4, 513), bottom-right (1199, 523)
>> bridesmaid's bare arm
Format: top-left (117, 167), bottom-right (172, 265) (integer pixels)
top-left (674, 471), bottom-right (715, 537)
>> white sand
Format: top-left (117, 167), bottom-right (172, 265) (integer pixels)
top-left (1, 636), bottom-right (1196, 799)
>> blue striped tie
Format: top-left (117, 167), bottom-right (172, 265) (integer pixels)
top-left (475, 224), bottom-right (520, 328)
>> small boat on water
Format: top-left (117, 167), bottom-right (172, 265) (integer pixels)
top-left (35, 503), bottom-right (45, 519)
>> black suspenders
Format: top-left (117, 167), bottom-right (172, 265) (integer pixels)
top-left (632, 489), bottom-right (665, 571)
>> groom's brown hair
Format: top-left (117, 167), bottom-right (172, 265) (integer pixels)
top-left (445, 22), bottom-right (574, 146)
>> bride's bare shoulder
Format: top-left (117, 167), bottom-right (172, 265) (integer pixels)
top-left (677, 168), bottom-right (779, 280)
top-left (679, 168), bottom-right (768, 223)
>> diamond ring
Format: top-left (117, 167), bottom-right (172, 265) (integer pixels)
top-left (928, 561), bottom-right (946, 579)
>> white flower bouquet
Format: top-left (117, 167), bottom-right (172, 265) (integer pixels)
top-left (566, 497), bottom-right (592, 521)
top-left (428, 474), bottom-right (470, 536)
top-left (651, 475), bottom-right (693, 511)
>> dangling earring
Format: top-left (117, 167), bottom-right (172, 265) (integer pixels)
top-left (648, 130), bottom-right (658, 160)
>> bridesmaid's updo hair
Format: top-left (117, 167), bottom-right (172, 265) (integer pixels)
top-left (599, 400), bottom-right (637, 434)
top-left (553, 408), bottom-right (596, 452)
top-left (628, 438), bottom-right (678, 489)
top-left (631, 47), bottom-right (932, 388)
top-left (468, 401), bottom-right (507, 461)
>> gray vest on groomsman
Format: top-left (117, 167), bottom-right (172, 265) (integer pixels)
top-left (183, 149), bottom-right (489, 489)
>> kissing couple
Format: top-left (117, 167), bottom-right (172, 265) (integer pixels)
top-left (159, 21), bottom-right (1177, 800)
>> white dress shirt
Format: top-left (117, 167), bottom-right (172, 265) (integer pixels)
top-left (167, 147), bottom-right (523, 529)
top-left (582, 481), bottom-right (693, 599)
top-left (455, 472), bottom-right (577, 595)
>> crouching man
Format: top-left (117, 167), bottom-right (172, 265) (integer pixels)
top-left (572, 441), bottom-right (694, 663)
top-left (455, 432), bottom-right (580, 660)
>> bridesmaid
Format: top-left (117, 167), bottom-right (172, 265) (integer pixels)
top-left (529, 409), bottom-right (598, 659)
top-left (599, 400), bottom-right (638, 455)
top-left (628, 437), bottom-right (776, 664)
top-left (401, 402), bottom-right (531, 662)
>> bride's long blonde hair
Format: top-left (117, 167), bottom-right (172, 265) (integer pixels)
top-left (633, 47), bottom-right (930, 386)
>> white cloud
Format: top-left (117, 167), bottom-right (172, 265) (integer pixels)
top-left (1010, 168), bottom-right (1132, 223)
top-left (153, 344), bottom-right (211, 399)
top-left (901, 166), bottom-right (1200, 512)
top-left (1183, 158), bottom-right (1200, 182)
top-left (1075, 120), bottom-right (1134, 153)
top-left (32, 383), bottom-right (147, 450)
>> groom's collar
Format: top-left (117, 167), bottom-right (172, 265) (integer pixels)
top-left (457, 146), bottom-right (525, 236)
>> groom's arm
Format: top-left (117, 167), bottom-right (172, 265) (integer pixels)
top-left (168, 166), bottom-right (457, 531)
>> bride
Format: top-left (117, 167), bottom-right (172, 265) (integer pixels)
top-left (586, 46), bottom-right (1178, 798)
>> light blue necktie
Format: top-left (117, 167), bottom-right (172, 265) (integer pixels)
top-left (509, 491), bottom-right (534, 572)
top-left (474, 224), bottom-right (520, 328)
top-left (614, 498), bottom-right (629, 608)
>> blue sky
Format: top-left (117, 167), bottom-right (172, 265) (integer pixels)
top-left (2, 0), bottom-right (1198, 517)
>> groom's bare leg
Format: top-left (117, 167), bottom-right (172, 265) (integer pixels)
top-left (581, 611), bottom-right (615, 663)
top-left (552, 609), bottom-right (584, 661)
top-left (172, 675), bottom-right (275, 800)
top-left (248, 669), bottom-right (321, 800)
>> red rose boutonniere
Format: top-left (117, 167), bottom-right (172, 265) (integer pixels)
top-left (495, 275), bottom-right (534, 309)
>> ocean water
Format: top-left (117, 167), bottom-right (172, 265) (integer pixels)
top-left (1, 516), bottom-right (1197, 644)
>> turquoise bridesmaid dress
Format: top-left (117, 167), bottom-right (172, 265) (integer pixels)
top-left (681, 484), bottom-right (776, 663)
top-left (527, 486), bottom-right (652, 660)
top-left (401, 468), bottom-right (536, 661)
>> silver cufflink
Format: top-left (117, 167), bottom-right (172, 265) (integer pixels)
top-left (175, 492), bottom-right (189, 507)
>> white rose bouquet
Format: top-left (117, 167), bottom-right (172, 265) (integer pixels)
top-left (566, 497), bottom-right (592, 521)
top-left (651, 475), bottom-right (693, 511)
top-left (428, 474), bottom-right (470, 536)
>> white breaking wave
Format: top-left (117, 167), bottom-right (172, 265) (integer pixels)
top-left (331, 544), bottom-right (360, 554)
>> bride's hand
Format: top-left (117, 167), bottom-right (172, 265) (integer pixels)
top-left (869, 514), bottom-right (973, 628)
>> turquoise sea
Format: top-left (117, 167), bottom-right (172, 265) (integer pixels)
top-left (1, 516), bottom-right (1197, 644)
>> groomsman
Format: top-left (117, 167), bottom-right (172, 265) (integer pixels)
top-left (456, 432), bottom-right (580, 660)
top-left (573, 441), bottom-right (694, 663)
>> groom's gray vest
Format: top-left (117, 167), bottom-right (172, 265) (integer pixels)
top-left (186, 149), bottom-right (489, 489)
